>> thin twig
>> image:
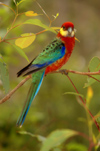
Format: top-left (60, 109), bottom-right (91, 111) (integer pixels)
top-left (1, 29), bottom-right (47, 42)
top-left (88, 75), bottom-right (100, 82)
top-left (35, 0), bottom-right (52, 27)
top-left (0, 75), bottom-right (31, 104)
top-left (2, 14), bottom-right (18, 41)
top-left (0, 2), bottom-right (16, 15)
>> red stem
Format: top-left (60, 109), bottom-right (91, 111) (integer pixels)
top-left (67, 75), bottom-right (100, 132)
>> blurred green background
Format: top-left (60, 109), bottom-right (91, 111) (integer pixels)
top-left (0, 0), bottom-right (100, 150)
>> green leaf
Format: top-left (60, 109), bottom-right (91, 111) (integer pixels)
top-left (15, 33), bottom-right (36, 49)
top-left (24, 19), bottom-right (57, 34)
top-left (96, 117), bottom-right (100, 125)
top-left (63, 92), bottom-right (84, 98)
top-left (0, 55), bottom-right (10, 93)
top-left (13, 45), bottom-right (29, 62)
top-left (18, 131), bottom-right (46, 142)
top-left (66, 142), bottom-right (87, 151)
top-left (41, 129), bottom-right (78, 151)
top-left (17, 0), bottom-right (26, 6)
top-left (53, 148), bottom-right (61, 151)
top-left (84, 57), bottom-right (100, 88)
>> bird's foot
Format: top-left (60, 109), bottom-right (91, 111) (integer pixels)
top-left (60, 69), bottom-right (68, 75)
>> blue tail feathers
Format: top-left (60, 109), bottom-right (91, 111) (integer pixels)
top-left (16, 70), bottom-right (45, 127)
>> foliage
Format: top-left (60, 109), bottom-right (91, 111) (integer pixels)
top-left (0, 0), bottom-right (58, 93)
top-left (0, 0), bottom-right (100, 151)
top-left (15, 33), bottom-right (36, 49)
top-left (0, 55), bottom-right (9, 93)
top-left (84, 57), bottom-right (100, 87)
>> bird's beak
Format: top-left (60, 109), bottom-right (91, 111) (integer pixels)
top-left (68, 28), bottom-right (77, 37)
top-left (74, 29), bottom-right (80, 42)
top-left (68, 27), bottom-right (72, 33)
top-left (75, 37), bottom-right (80, 42)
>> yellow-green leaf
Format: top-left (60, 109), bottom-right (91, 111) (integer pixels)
top-left (24, 19), bottom-right (57, 34)
top-left (15, 33), bottom-right (36, 49)
top-left (64, 92), bottom-right (84, 98)
top-left (18, 131), bottom-right (46, 142)
top-left (41, 129), bottom-right (78, 151)
top-left (84, 57), bottom-right (100, 87)
top-left (13, 45), bottom-right (29, 62)
top-left (25, 11), bottom-right (41, 17)
top-left (96, 117), bottom-right (100, 125)
top-left (67, 142), bottom-right (87, 151)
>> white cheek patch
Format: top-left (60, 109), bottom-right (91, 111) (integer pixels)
top-left (60, 27), bottom-right (75, 37)
top-left (60, 28), bottom-right (68, 37)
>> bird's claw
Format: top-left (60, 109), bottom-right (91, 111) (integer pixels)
top-left (60, 69), bottom-right (68, 75)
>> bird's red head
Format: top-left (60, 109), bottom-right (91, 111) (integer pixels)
top-left (61, 22), bottom-right (74, 29)
top-left (58, 22), bottom-right (75, 38)
top-left (57, 22), bottom-right (76, 53)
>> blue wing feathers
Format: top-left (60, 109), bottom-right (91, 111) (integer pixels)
top-left (61, 46), bottom-right (66, 57)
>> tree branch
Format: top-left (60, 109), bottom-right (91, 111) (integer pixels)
top-left (0, 75), bottom-right (31, 104)
top-left (0, 69), bottom-right (100, 105)
top-left (0, 69), bottom-right (100, 131)
top-left (54, 69), bottom-right (100, 75)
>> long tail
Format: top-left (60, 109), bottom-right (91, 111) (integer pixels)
top-left (16, 70), bottom-right (45, 127)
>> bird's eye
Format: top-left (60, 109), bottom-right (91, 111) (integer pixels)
top-left (63, 26), bottom-right (66, 30)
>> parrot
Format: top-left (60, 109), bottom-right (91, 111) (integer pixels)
top-left (16, 22), bottom-right (76, 127)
